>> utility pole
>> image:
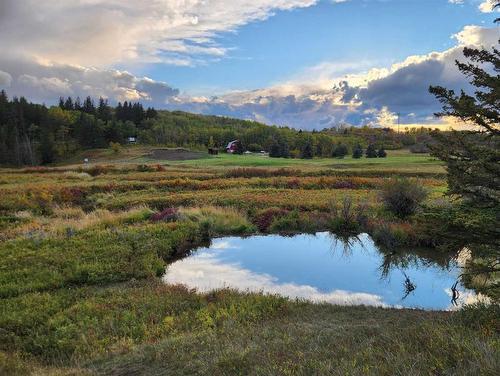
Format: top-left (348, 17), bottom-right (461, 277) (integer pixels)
top-left (397, 112), bottom-right (401, 134)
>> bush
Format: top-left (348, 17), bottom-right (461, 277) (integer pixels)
top-left (179, 206), bottom-right (255, 235)
top-left (253, 208), bottom-right (289, 232)
top-left (269, 210), bottom-right (315, 233)
top-left (328, 197), bottom-right (368, 233)
top-left (352, 144), bottom-right (363, 159)
top-left (380, 178), bottom-right (428, 218)
top-left (109, 142), bottom-right (123, 154)
top-left (377, 148), bottom-right (387, 158)
top-left (409, 143), bottom-right (430, 153)
top-left (150, 207), bottom-right (179, 222)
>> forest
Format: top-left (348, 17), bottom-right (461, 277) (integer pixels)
top-left (0, 91), bottom-right (435, 166)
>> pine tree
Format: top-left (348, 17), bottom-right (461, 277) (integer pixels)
top-left (301, 142), bottom-right (313, 159)
top-left (64, 97), bottom-right (74, 110)
top-left (365, 144), bottom-right (378, 158)
top-left (429, 42), bottom-right (499, 207)
top-left (332, 143), bottom-right (348, 158)
top-left (352, 144), bottom-right (363, 159)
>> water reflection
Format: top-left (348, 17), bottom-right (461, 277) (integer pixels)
top-left (163, 232), bottom-right (485, 310)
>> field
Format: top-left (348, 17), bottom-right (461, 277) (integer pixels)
top-left (0, 148), bottom-right (498, 375)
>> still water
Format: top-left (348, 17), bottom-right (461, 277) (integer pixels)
top-left (163, 232), bottom-right (481, 310)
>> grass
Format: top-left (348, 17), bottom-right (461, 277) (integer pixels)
top-left (0, 147), bottom-right (497, 375)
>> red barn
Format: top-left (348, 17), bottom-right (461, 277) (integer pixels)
top-left (226, 140), bottom-right (239, 153)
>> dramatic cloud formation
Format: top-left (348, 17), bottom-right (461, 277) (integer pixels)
top-left (0, 56), bottom-right (179, 104)
top-left (0, 0), bottom-right (318, 67)
top-left (168, 25), bottom-right (498, 129)
top-left (0, 1), bottom-right (496, 129)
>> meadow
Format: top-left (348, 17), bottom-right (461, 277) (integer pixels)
top-left (0, 149), bottom-right (498, 375)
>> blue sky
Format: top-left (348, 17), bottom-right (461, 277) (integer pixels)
top-left (0, 0), bottom-right (498, 129)
top-left (140, 0), bottom-right (492, 95)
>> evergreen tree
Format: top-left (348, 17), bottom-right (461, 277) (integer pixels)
top-left (146, 107), bottom-right (158, 119)
top-left (82, 96), bottom-right (95, 114)
top-left (97, 97), bottom-right (112, 122)
top-left (429, 41), bottom-right (499, 207)
top-left (332, 143), bottom-right (348, 158)
top-left (64, 97), bottom-right (74, 110)
top-left (269, 140), bottom-right (282, 158)
top-left (365, 143), bottom-right (378, 158)
top-left (301, 142), bottom-right (313, 159)
top-left (352, 144), bottom-right (363, 159)
top-left (377, 147), bottom-right (387, 158)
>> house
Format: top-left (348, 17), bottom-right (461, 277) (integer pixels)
top-left (226, 140), bottom-right (240, 153)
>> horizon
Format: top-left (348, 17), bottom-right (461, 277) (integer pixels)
top-left (0, 0), bottom-right (498, 130)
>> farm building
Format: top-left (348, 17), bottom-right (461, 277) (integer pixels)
top-left (226, 140), bottom-right (240, 153)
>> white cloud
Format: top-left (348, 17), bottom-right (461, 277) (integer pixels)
top-left (478, 0), bottom-right (499, 12)
top-left (0, 56), bottom-right (179, 104)
top-left (168, 25), bottom-right (498, 129)
top-left (0, 0), bottom-right (319, 68)
top-left (164, 252), bottom-right (387, 306)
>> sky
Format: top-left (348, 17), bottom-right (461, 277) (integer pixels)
top-left (0, 0), bottom-right (498, 129)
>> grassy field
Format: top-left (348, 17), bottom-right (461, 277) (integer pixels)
top-left (0, 148), bottom-right (498, 375)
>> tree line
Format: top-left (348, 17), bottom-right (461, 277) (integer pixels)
top-left (0, 91), bottom-right (435, 166)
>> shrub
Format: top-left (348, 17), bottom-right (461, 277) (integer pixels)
top-left (409, 143), bottom-right (430, 153)
top-left (151, 207), bottom-right (179, 222)
top-left (377, 147), bottom-right (387, 158)
top-left (86, 165), bottom-right (111, 176)
top-left (328, 197), bottom-right (368, 233)
top-left (179, 206), bottom-right (255, 235)
top-left (269, 210), bottom-right (314, 233)
top-left (109, 141), bottom-right (123, 154)
top-left (370, 220), bottom-right (415, 248)
top-left (253, 208), bottom-right (289, 232)
top-left (380, 178), bottom-right (428, 218)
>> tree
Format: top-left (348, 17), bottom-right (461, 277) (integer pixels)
top-left (332, 143), bottom-right (348, 158)
top-left (352, 144), bottom-right (363, 159)
top-left (365, 144), bottom-right (378, 158)
top-left (64, 97), bottom-right (74, 111)
top-left (269, 140), bottom-right (282, 158)
top-left (377, 147), bottom-right (387, 158)
top-left (301, 142), bottom-right (313, 159)
top-left (429, 41), bottom-right (499, 207)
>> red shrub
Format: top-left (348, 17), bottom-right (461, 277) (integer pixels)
top-left (253, 207), bottom-right (289, 232)
top-left (151, 207), bottom-right (179, 222)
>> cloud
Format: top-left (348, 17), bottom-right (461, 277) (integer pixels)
top-left (167, 25), bottom-right (498, 129)
top-left (0, 56), bottom-right (179, 104)
top-left (0, 71), bottom-right (12, 88)
top-left (163, 252), bottom-right (387, 307)
top-left (478, 0), bottom-right (499, 12)
top-left (0, 0), bottom-right (319, 68)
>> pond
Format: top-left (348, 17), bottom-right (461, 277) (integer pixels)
top-left (163, 232), bottom-right (483, 310)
